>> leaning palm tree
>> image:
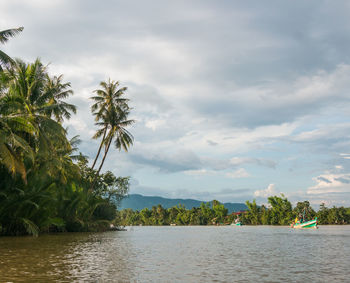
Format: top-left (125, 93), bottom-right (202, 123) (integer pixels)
top-left (0, 27), bottom-right (23, 71)
top-left (90, 79), bottom-right (131, 169)
top-left (95, 108), bottom-right (134, 173)
top-left (90, 79), bottom-right (134, 190)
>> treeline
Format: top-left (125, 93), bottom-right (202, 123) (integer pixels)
top-left (117, 201), bottom-right (230, 226)
top-left (0, 27), bottom-right (133, 236)
top-left (118, 195), bottom-right (350, 226)
top-left (243, 196), bottom-right (350, 225)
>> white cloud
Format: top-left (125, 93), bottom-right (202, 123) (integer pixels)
top-left (254, 183), bottom-right (277, 198)
top-left (335, 165), bottom-right (343, 170)
top-left (145, 119), bottom-right (166, 131)
top-left (340, 153), bottom-right (350, 160)
top-left (307, 173), bottom-right (350, 195)
top-left (226, 168), bottom-right (250, 179)
top-left (230, 157), bottom-right (276, 168)
top-left (293, 123), bottom-right (350, 143)
top-left (185, 169), bottom-right (218, 177)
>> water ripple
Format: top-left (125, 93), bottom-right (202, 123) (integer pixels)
top-left (0, 226), bottom-right (349, 282)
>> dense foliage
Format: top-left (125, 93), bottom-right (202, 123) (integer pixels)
top-left (117, 201), bottom-right (229, 226)
top-left (118, 196), bottom-right (350, 226)
top-left (0, 27), bottom-right (132, 236)
top-left (242, 197), bottom-right (350, 225)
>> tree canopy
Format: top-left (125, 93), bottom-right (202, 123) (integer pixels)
top-left (118, 196), bottom-right (350, 226)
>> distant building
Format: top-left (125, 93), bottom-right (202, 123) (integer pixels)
top-left (232, 210), bottom-right (246, 216)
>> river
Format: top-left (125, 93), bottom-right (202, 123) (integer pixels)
top-left (0, 225), bottom-right (349, 282)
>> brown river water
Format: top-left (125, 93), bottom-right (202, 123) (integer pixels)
top-left (0, 225), bottom-right (349, 282)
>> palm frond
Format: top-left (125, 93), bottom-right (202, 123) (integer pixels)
top-left (0, 27), bottom-right (24, 44)
top-left (0, 50), bottom-right (14, 68)
top-left (21, 218), bottom-right (39, 236)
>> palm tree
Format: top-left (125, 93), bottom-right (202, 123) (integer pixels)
top-left (0, 73), bottom-right (35, 180)
top-left (0, 58), bottom-right (76, 180)
top-left (0, 28), bottom-right (29, 179)
top-left (0, 27), bottom-right (23, 71)
top-left (90, 79), bottom-right (130, 169)
top-left (0, 113), bottom-right (34, 180)
top-left (5, 59), bottom-right (75, 140)
top-left (44, 75), bottom-right (77, 123)
top-left (95, 108), bottom-right (134, 172)
top-left (0, 58), bottom-right (79, 235)
top-left (90, 79), bottom-right (134, 190)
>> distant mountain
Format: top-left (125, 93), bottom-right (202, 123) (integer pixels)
top-left (119, 194), bottom-right (247, 214)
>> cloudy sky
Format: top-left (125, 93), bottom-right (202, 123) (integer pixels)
top-left (2, 0), bottom-right (350, 206)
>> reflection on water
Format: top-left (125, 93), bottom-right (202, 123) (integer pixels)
top-left (0, 232), bottom-right (135, 282)
top-left (0, 226), bottom-right (349, 282)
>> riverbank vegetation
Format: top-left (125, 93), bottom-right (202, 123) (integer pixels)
top-left (117, 195), bottom-right (350, 226)
top-left (0, 27), bottom-right (133, 236)
top-left (118, 201), bottom-right (229, 226)
top-left (243, 196), bottom-right (350, 225)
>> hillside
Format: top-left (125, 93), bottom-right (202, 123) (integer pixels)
top-left (119, 194), bottom-right (247, 213)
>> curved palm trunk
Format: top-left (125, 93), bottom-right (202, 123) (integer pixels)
top-left (97, 136), bottom-right (112, 174)
top-left (89, 132), bottom-right (113, 192)
top-left (91, 127), bottom-right (107, 170)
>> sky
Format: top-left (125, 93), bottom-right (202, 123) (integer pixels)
top-left (2, 0), bottom-right (350, 207)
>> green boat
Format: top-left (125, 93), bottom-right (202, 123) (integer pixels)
top-left (291, 217), bottom-right (318, 229)
top-left (231, 222), bottom-right (242, 226)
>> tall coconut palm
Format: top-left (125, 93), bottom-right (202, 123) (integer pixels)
top-left (90, 79), bottom-right (131, 169)
top-left (90, 79), bottom-right (134, 190)
top-left (1, 58), bottom-right (76, 179)
top-left (0, 27), bottom-right (23, 71)
top-left (95, 107), bottom-right (134, 174)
